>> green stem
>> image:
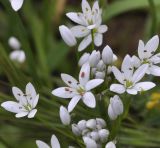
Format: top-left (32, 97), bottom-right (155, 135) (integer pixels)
top-left (148, 0), bottom-right (157, 37)
top-left (91, 30), bottom-right (95, 50)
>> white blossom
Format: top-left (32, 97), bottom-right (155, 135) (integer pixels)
top-left (132, 35), bottom-right (160, 76)
top-left (52, 63), bottom-right (104, 112)
top-left (110, 55), bottom-right (156, 95)
top-left (108, 95), bottom-right (123, 120)
top-left (9, 0), bottom-right (24, 11)
top-left (8, 37), bottom-right (21, 50)
top-left (89, 50), bottom-right (100, 67)
top-left (67, 0), bottom-right (108, 51)
top-left (105, 141), bottom-right (116, 148)
top-left (10, 50), bottom-right (26, 63)
top-left (59, 106), bottom-right (71, 125)
top-left (36, 134), bottom-right (60, 148)
top-left (1, 83), bottom-right (39, 118)
top-left (83, 137), bottom-right (97, 148)
top-left (59, 25), bottom-right (77, 47)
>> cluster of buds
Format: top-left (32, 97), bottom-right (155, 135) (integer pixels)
top-left (78, 45), bottom-right (117, 79)
top-left (72, 118), bottom-right (109, 147)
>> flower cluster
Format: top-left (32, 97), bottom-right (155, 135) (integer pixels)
top-left (72, 118), bottom-right (109, 147)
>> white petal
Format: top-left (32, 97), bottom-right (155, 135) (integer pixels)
top-left (83, 137), bottom-right (97, 148)
top-left (145, 35), bottom-right (159, 54)
top-left (94, 33), bottom-right (102, 47)
top-left (105, 141), bottom-right (116, 148)
top-left (87, 24), bottom-right (96, 30)
top-left (110, 84), bottom-right (125, 94)
top-left (108, 104), bottom-right (117, 120)
top-left (149, 65), bottom-right (160, 76)
top-left (36, 140), bottom-right (50, 148)
top-left (112, 66), bottom-right (124, 84)
top-left (132, 64), bottom-right (148, 83)
top-left (1, 101), bottom-right (22, 113)
top-left (134, 82), bottom-right (156, 91)
top-left (8, 36), bottom-right (21, 50)
top-left (26, 82), bottom-right (36, 98)
top-left (126, 88), bottom-right (137, 95)
top-left (102, 45), bottom-right (113, 65)
top-left (10, 50), bottom-right (25, 63)
top-left (78, 52), bottom-right (90, 66)
top-left (15, 111), bottom-right (28, 118)
top-left (12, 86), bottom-right (24, 101)
top-left (59, 25), bottom-right (77, 47)
top-left (51, 135), bottom-right (61, 148)
top-left (61, 73), bottom-right (78, 88)
top-left (79, 62), bottom-right (90, 86)
top-left (81, 0), bottom-right (92, 16)
top-left (98, 25), bottom-right (108, 33)
top-left (66, 12), bottom-right (86, 25)
top-left (78, 35), bottom-right (92, 52)
top-left (131, 55), bottom-right (141, 68)
top-left (52, 87), bottom-right (76, 98)
top-left (71, 25), bottom-right (90, 38)
top-left (28, 109), bottom-right (37, 118)
top-left (89, 50), bottom-right (100, 67)
top-left (10, 0), bottom-right (24, 11)
top-left (138, 40), bottom-right (145, 59)
top-left (68, 95), bottom-right (81, 112)
top-left (83, 92), bottom-right (96, 108)
top-left (32, 95), bottom-right (39, 108)
top-left (59, 106), bottom-right (71, 125)
top-left (85, 79), bottom-right (104, 91)
top-left (150, 53), bottom-right (160, 64)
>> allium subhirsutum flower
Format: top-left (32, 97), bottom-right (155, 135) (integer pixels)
top-left (52, 63), bottom-right (104, 112)
top-left (1, 83), bottom-right (39, 118)
top-left (59, 106), bottom-right (71, 125)
top-left (110, 55), bottom-right (156, 95)
top-left (36, 134), bottom-right (60, 148)
top-left (9, 0), bottom-right (24, 11)
top-left (66, 0), bottom-right (108, 51)
top-left (132, 35), bottom-right (160, 76)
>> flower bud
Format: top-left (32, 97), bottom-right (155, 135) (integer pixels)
top-left (59, 25), bottom-right (77, 47)
top-left (10, 50), bottom-right (26, 63)
top-left (82, 129), bottom-right (90, 136)
top-left (96, 60), bottom-right (106, 71)
top-left (10, 0), bottom-right (24, 11)
top-left (77, 120), bottom-right (87, 131)
top-left (113, 54), bottom-right (118, 62)
top-left (95, 71), bottom-right (105, 79)
top-left (89, 50), bottom-right (100, 67)
top-left (105, 141), bottom-right (116, 148)
top-left (91, 68), bottom-right (97, 75)
top-left (83, 137), bottom-right (97, 148)
top-left (72, 124), bottom-right (81, 136)
top-left (96, 118), bottom-right (106, 128)
top-left (78, 53), bottom-right (90, 66)
top-left (90, 131), bottom-right (99, 141)
top-left (108, 104), bottom-right (117, 120)
top-left (59, 106), bottom-right (71, 125)
top-left (86, 119), bottom-right (97, 129)
top-left (8, 37), bottom-right (21, 50)
top-left (98, 129), bottom-right (109, 142)
top-left (102, 45), bottom-right (113, 65)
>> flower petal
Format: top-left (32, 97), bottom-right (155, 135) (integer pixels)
top-left (78, 35), bottom-right (92, 52)
top-left (78, 52), bottom-right (90, 66)
top-left (15, 111), bottom-right (28, 118)
top-left (32, 94), bottom-right (39, 108)
top-left (132, 64), bottom-right (148, 83)
top-left (138, 40), bottom-right (145, 59)
top-left (28, 109), bottom-right (37, 118)
top-left (26, 82), bottom-right (37, 99)
top-left (83, 137), bottom-right (97, 148)
top-left (134, 82), bottom-right (156, 91)
top-left (82, 92), bottom-right (96, 108)
top-left (110, 84), bottom-right (125, 94)
top-left (12, 86), bottom-right (24, 101)
top-left (126, 88), bottom-right (137, 95)
top-left (60, 106), bottom-right (71, 125)
top-left (1, 101), bottom-right (22, 113)
top-left (98, 25), bottom-right (108, 33)
top-left (94, 33), bottom-right (102, 47)
top-left (112, 66), bottom-right (124, 84)
top-left (36, 140), bottom-right (50, 148)
top-left (79, 62), bottom-right (90, 86)
top-left (61, 73), bottom-right (78, 88)
top-left (149, 65), bottom-right (160, 76)
top-left (51, 135), bottom-right (61, 148)
top-left (85, 79), bottom-right (104, 91)
top-left (52, 87), bottom-right (76, 98)
top-left (68, 95), bottom-right (81, 112)
top-left (82, 0), bottom-right (92, 16)
top-left (10, 0), bottom-right (24, 11)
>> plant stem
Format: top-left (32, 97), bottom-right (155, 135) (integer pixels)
top-left (91, 30), bottom-right (95, 50)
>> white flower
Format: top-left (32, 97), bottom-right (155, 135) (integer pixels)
top-left (132, 35), bottom-right (160, 76)
top-left (83, 137), bottom-right (97, 148)
top-left (110, 55), bottom-right (156, 95)
top-left (10, 50), bottom-right (26, 63)
top-left (59, 106), bottom-right (71, 125)
top-left (98, 129), bottom-right (109, 143)
top-left (8, 37), bottom-right (21, 50)
top-left (89, 50), bottom-right (100, 67)
top-left (36, 134), bottom-right (60, 148)
top-left (1, 82), bottom-right (39, 118)
top-left (52, 63), bottom-right (104, 112)
top-left (67, 0), bottom-right (108, 51)
top-left (105, 141), bottom-right (116, 148)
top-left (9, 0), bottom-right (24, 11)
top-left (108, 95), bottom-right (123, 120)
top-left (59, 25), bottom-right (77, 47)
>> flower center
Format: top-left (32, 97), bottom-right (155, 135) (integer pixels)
top-left (77, 86), bottom-right (85, 96)
top-left (24, 103), bottom-right (32, 111)
top-left (125, 80), bottom-right (133, 88)
top-left (142, 58), bottom-right (150, 64)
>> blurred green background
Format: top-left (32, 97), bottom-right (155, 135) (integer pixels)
top-left (0, 0), bottom-right (160, 147)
